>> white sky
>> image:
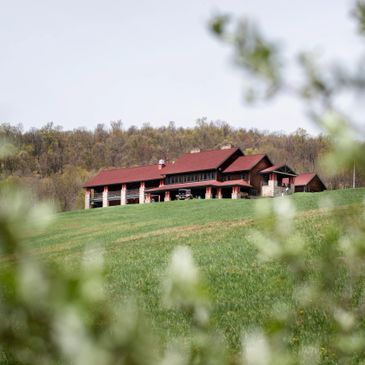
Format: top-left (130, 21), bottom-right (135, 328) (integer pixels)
top-left (0, 0), bottom-right (361, 134)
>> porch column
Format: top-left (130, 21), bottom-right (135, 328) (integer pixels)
top-left (145, 192), bottom-right (152, 203)
top-left (121, 184), bottom-right (127, 205)
top-left (205, 186), bottom-right (212, 199)
top-left (159, 179), bottom-right (165, 187)
top-left (288, 176), bottom-right (293, 193)
top-left (270, 173), bottom-right (277, 185)
top-left (165, 191), bottom-right (171, 202)
top-left (231, 186), bottom-right (238, 199)
top-left (84, 189), bottom-right (90, 209)
top-left (139, 182), bottom-right (145, 204)
top-left (217, 188), bottom-right (222, 199)
top-left (102, 186), bottom-right (108, 207)
top-left (268, 173), bottom-right (277, 197)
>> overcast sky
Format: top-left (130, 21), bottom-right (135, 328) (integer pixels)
top-left (0, 0), bottom-right (361, 134)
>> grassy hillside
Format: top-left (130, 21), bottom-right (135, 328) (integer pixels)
top-left (19, 189), bottom-right (365, 351)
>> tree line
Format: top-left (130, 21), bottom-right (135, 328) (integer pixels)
top-left (0, 119), bottom-right (363, 211)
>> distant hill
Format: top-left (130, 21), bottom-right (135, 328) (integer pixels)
top-left (1, 121), bottom-right (364, 211)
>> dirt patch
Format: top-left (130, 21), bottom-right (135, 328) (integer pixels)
top-left (114, 219), bottom-right (254, 244)
top-left (0, 203), bottom-right (360, 263)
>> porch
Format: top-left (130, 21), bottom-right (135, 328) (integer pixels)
top-left (85, 179), bottom-right (253, 209)
top-left (89, 186), bottom-right (140, 207)
top-left (85, 180), bottom-right (160, 208)
top-left (260, 164), bottom-right (297, 197)
top-left (144, 179), bottom-right (252, 203)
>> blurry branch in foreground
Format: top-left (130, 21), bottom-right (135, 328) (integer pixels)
top-left (209, 15), bottom-right (282, 102)
top-left (354, 0), bottom-right (365, 34)
top-left (0, 143), bottom-right (228, 365)
top-left (1, 1), bottom-right (365, 364)
top-left (207, 2), bottom-right (365, 364)
top-left (209, 4), bottom-right (365, 131)
top-left (2, 132), bottom-right (365, 364)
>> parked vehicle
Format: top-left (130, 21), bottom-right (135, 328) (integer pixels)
top-left (176, 189), bottom-right (193, 200)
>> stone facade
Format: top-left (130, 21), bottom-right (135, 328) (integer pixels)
top-left (261, 179), bottom-right (295, 197)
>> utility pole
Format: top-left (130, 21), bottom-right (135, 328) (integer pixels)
top-left (353, 160), bottom-right (356, 189)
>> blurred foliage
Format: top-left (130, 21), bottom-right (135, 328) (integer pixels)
top-left (0, 157), bottom-right (229, 364)
top-left (209, 16), bottom-right (281, 102)
top-left (0, 188), bottom-right (157, 365)
top-left (1, 1), bottom-right (365, 364)
top-left (209, 1), bottom-right (365, 363)
top-left (354, 0), bottom-right (365, 34)
top-left (1, 124), bottom-right (365, 364)
top-left (209, 3), bottom-right (365, 126)
top-left (251, 174), bottom-right (365, 363)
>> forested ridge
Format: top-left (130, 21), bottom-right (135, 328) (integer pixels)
top-left (1, 119), bottom-right (363, 211)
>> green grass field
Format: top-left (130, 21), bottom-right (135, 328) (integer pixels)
top-left (20, 189), bottom-right (365, 352)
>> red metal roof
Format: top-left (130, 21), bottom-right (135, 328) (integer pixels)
top-left (217, 180), bottom-right (252, 187)
top-left (83, 164), bottom-right (169, 188)
top-left (162, 147), bottom-right (241, 175)
top-left (259, 164), bottom-right (286, 173)
top-left (259, 164), bottom-right (297, 175)
top-left (294, 173), bottom-right (317, 186)
top-left (145, 179), bottom-right (251, 193)
top-left (223, 154), bottom-right (267, 173)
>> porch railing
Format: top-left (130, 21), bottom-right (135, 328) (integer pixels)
top-left (92, 192), bottom-right (103, 201)
top-left (92, 189), bottom-right (140, 201)
top-left (108, 191), bottom-right (121, 200)
top-left (126, 189), bottom-right (139, 199)
top-left (92, 191), bottom-right (121, 201)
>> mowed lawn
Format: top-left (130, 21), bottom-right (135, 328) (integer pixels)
top-left (22, 188), bottom-right (365, 351)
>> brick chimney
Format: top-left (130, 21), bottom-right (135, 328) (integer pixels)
top-left (221, 144), bottom-right (234, 150)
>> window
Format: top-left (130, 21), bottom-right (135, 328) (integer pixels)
top-left (262, 175), bottom-right (269, 186)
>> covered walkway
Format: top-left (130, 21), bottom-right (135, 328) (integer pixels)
top-left (145, 179), bottom-right (252, 202)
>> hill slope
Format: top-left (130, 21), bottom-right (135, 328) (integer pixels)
top-left (24, 188), bottom-right (365, 350)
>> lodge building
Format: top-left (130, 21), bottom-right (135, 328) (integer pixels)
top-left (83, 145), bottom-right (326, 209)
